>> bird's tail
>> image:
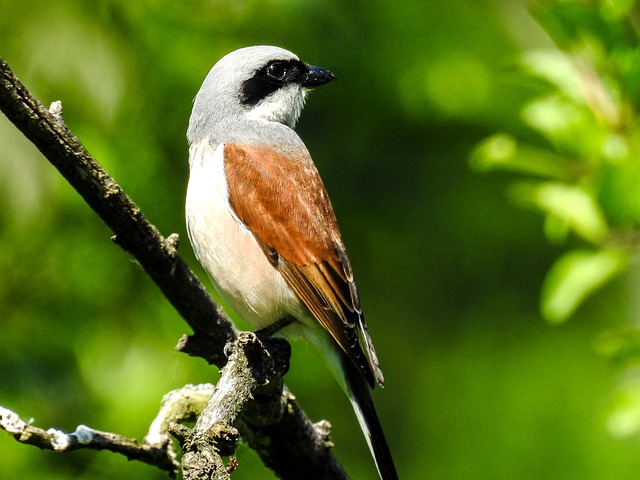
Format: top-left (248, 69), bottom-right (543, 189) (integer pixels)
top-left (342, 354), bottom-right (399, 480)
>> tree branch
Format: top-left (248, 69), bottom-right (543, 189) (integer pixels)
top-left (0, 406), bottom-right (177, 474)
top-left (170, 333), bottom-right (348, 480)
top-left (0, 57), bottom-right (348, 479)
top-left (172, 333), bottom-right (286, 480)
top-left (0, 57), bottom-right (234, 367)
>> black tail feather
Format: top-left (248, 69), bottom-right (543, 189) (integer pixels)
top-left (342, 354), bottom-right (399, 480)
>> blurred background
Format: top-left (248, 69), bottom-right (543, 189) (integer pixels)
top-left (3, 0), bottom-right (640, 478)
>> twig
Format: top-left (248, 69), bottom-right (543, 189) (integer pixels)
top-left (0, 406), bottom-right (177, 475)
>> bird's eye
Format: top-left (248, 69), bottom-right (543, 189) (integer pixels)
top-left (266, 62), bottom-right (287, 80)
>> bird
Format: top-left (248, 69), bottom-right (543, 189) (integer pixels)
top-left (185, 45), bottom-right (398, 480)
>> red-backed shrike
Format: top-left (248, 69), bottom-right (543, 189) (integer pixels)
top-left (186, 46), bottom-right (397, 479)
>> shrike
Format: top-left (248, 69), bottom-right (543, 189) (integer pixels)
top-left (186, 46), bottom-right (398, 480)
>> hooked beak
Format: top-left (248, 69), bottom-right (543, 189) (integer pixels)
top-left (300, 64), bottom-right (336, 88)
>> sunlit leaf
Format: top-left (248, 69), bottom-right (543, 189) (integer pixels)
top-left (606, 371), bottom-right (640, 438)
top-left (541, 249), bottom-right (628, 324)
top-left (522, 48), bottom-right (622, 131)
top-left (510, 182), bottom-right (609, 244)
top-left (521, 93), bottom-right (601, 154)
top-left (470, 133), bottom-right (570, 179)
top-left (521, 50), bottom-right (583, 103)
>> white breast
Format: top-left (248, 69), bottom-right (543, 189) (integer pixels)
top-left (185, 140), bottom-right (303, 329)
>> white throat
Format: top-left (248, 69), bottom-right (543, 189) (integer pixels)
top-left (246, 84), bottom-right (308, 128)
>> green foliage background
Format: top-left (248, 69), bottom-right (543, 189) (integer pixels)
top-left (3, 0), bottom-right (640, 478)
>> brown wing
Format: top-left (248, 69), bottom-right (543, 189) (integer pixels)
top-left (223, 142), bottom-right (383, 388)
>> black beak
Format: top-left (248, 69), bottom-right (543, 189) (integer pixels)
top-left (300, 64), bottom-right (336, 87)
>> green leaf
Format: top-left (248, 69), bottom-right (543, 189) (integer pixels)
top-left (511, 181), bottom-right (609, 244)
top-left (470, 134), bottom-right (570, 179)
top-left (606, 374), bottom-right (640, 438)
top-left (541, 249), bottom-right (628, 324)
top-left (521, 94), bottom-right (586, 140)
top-left (521, 50), bottom-right (583, 103)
